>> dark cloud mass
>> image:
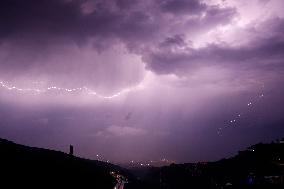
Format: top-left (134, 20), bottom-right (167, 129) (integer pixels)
top-left (0, 0), bottom-right (284, 163)
top-left (0, 0), bottom-right (236, 49)
top-left (159, 0), bottom-right (207, 14)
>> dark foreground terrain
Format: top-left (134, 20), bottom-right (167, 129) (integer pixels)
top-left (0, 138), bottom-right (283, 189)
top-left (0, 138), bottom-right (128, 188)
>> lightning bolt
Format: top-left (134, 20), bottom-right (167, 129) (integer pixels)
top-left (0, 79), bottom-right (145, 99)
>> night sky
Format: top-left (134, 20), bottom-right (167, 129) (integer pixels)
top-left (0, 0), bottom-right (284, 163)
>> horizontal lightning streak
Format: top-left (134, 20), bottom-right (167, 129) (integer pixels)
top-left (0, 80), bottom-right (144, 99)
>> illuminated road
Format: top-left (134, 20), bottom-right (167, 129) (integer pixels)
top-left (110, 171), bottom-right (128, 189)
top-left (114, 180), bottom-right (127, 189)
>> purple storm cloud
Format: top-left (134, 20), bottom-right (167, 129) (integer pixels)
top-left (0, 0), bottom-right (284, 163)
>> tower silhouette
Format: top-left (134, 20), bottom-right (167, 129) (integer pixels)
top-left (69, 145), bottom-right (73, 156)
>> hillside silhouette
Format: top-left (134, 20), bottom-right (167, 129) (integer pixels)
top-left (0, 138), bottom-right (127, 188)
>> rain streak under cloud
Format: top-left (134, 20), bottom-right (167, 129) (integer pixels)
top-left (0, 0), bottom-right (284, 163)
